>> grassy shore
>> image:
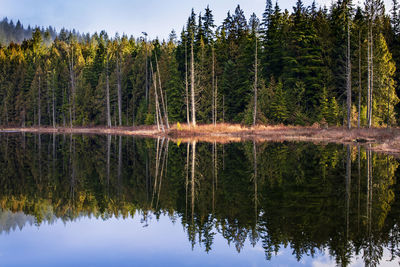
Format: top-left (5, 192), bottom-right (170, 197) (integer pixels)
top-left (1, 123), bottom-right (399, 155)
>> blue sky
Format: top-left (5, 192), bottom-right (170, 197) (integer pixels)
top-left (0, 0), bottom-right (392, 40)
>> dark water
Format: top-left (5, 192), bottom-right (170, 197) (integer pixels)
top-left (0, 133), bottom-right (399, 266)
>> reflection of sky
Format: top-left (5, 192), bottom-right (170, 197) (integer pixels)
top-left (0, 214), bottom-right (341, 267)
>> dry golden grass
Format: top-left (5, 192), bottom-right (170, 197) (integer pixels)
top-left (2, 123), bottom-right (400, 154)
top-left (174, 123), bottom-right (248, 133)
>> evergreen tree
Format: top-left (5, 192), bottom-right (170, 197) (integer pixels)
top-left (270, 81), bottom-right (288, 123)
top-left (328, 97), bottom-right (340, 125)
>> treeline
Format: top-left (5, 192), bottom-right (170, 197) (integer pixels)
top-left (1, 0), bottom-right (400, 127)
top-left (0, 17), bottom-right (57, 45)
top-left (0, 17), bottom-right (90, 45)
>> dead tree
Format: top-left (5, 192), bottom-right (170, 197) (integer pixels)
top-left (67, 44), bottom-right (76, 128)
top-left (358, 30), bottom-right (361, 128)
top-left (150, 61), bottom-right (164, 132)
top-left (116, 47), bottom-right (123, 126)
top-left (190, 41), bottom-right (196, 127)
top-left (215, 78), bottom-right (218, 125)
top-left (52, 72), bottom-right (56, 128)
top-left (212, 47), bottom-right (216, 125)
top-left (253, 37), bottom-right (258, 126)
top-left (185, 41), bottom-right (190, 126)
top-left (38, 74), bottom-right (41, 127)
top-left (155, 54), bottom-right (170, 129)
top-left (346, 18), bottom-right (352, 130)
top-left (106, 48), bottom-right (111, 128)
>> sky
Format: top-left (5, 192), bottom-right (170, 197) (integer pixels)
top-left (0, 0), bottom-right (393, 40)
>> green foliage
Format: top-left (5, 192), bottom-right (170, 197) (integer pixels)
top-left (0, 1), bottom-right (400, 126)
top-left (327, 97), bottom-right (340, 125)
top-left (270, 81), bottom-right (288, 123)
top-left (144, 113), bottom-right (154, 125)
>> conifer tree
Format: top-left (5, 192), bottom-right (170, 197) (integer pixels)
top-left (270, 81), bottom-right (288, 123)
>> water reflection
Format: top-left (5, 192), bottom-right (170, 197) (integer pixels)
top-left (0, 133), bottom-right (399, 266)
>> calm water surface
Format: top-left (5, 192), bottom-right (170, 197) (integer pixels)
top-left (0, 133), bottom-right (399, 266)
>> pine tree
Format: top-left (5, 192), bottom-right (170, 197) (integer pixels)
top-left (270, 81), bottom-right (288, 123)
top-left (282, 0), bottom-right (324, 118)
top-left (328, 97), bottom-right (340, 125)
top-left (374, 33), bottom-right (399, 125)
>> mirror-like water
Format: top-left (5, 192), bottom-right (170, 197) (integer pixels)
top-left (0, 133), bottom-right (399, 266)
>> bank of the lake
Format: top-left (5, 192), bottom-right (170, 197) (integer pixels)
top-left (1, 123), bottom-right (400, 154)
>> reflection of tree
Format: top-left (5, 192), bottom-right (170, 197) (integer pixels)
top-left (0, 210), bottom-right (35, 233)
top-left (0, 134), bottom-right (399, 265)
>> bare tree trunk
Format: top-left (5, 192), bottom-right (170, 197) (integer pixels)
top-left (367, 24), bottom-right (371, 128)
top-left (145, 43), bottom-right (149, 104)
top-left (155, 54), bottom-right (169, 129)
top-left (346, 19), bottom-right (352, 130)
top-left (68, 46), bottom-right (75, 127)
top-left (47, 88), bottom-right (51, 127)
top-left (156, 91), bottom-right (164, 131)
top-left (367, 22), bottom-right (374, 129)
top-left (388, 80), bottom-right (390, 128)
top-left (370, 26), bottom-right (374, 128)
top-left (358, 30), bottom-right (361, 128)
top-left (69, 100), bottom-right (73, 129)
top-left (155, 97), bottom-right (161, 131)
top-left (62, 87), bottom-right (65, 127)
top-left (185, 42), bottom-right (190, 126)
top-left (215, 78), bottom-right (218, 124)
top-left (106, 52), bottom-right (111, 128)
top-left (52, 74), bottom-right (56, 128)
top-left (150, 61), bottom-right (164, 132)
top-left (38, 75), bottom-right (41, 127)
top-left (117, 56), bottom-right (122, 126)
top-left (190, 42), bottom-right (196, 127)
top-left (253, 37), bottom-right (258, 126)
top-left (212, 47), bottom-right (215, 125)
top-left (222, 94), bottom-right (225, 123)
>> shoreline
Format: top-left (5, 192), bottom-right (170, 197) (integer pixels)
top-left (1, 124), bottom-right (400, 155)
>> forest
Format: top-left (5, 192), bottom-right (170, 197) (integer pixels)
top-left (0, 0), bottom-right (400, 128)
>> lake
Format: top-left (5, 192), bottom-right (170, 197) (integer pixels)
top-left (0, 133), bottom-right (399, 266)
